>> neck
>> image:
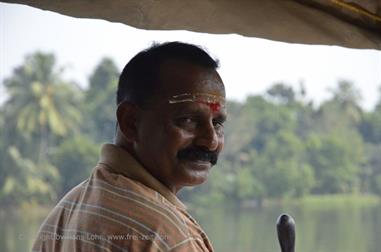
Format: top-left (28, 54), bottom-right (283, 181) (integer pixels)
top-left (114, 128), bottom-right (134, 153)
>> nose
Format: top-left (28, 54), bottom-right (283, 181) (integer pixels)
top-left (194, 122), bottom-right (219, 151)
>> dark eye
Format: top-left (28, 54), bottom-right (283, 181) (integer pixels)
top-left (213, 119), bottom-right (225, 130)
top-left (176, 117), bottom-right (196, 128)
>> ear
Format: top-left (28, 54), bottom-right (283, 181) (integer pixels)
top-left (116, 102), bottom-right (139, 143)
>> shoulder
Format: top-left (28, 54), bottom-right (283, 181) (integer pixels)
top-left (33, 165), bottom-right (213, 251)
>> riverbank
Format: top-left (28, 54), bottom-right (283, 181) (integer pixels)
top-left (186, 193), bottom-right (381, 212)
top-left (287, 194), bottom-right (380, 208)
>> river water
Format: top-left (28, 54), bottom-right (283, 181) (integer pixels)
top-left (1, 202), bottom-right (380, 252)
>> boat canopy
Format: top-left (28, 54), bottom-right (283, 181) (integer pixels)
top-left (4, 0), bottom-right (381, 49)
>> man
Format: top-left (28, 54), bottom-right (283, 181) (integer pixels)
top-left (33, 41), bottom-right (227, 252)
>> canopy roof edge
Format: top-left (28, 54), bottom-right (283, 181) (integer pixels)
top-left (3, 0), bottom-right (381, 49)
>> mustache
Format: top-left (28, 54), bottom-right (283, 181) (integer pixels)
top-left (177, 147), bottom-right (219, 165)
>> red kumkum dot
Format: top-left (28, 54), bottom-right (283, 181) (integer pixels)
top-left (209, 102), bottom-right (221, 112)
top-left (199, 101), bottom-right (221, 112)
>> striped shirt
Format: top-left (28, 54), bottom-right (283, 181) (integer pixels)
top-left (32, 144), bottom-right (214, 252)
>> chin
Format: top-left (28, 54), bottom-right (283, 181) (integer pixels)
top-left (174, 160), bottom-right (212, 187)
top-left (182, 167), bottom-right (211, 186)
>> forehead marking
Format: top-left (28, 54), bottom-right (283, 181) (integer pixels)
top-left (168, 93), bottom-right (225, 113)
top-left (199, 101), bottom-right (222, 112)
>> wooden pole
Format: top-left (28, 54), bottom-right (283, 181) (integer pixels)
top-left (276, 213), bottom-right (295, 252)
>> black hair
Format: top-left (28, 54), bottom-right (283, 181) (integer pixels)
top-left (116, 41), bottom-right (219, 106)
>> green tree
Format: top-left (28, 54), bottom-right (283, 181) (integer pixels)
top-left (359, 86), bottom-right (381, 196)
top-left (52, 136), bottom-right (98, 197)
top-left (266, 83), bottom-right (296, 105)
top-left (253, 130), bottom-right (315, 198)
top-left (0, 147), bottom-right (59, 207)
top-left (360, 86), bottom-right (381, 144)
top-left (306, 132), bottom-right (363, 194)
top-left (3, 52), bottom-right (81, 163)
top-left (1, 52), bottom-right (82, 207)
top-left (308, 81), bottom-right (365, 194)
top-left (361, 144), bottom-right (381, 196)
top-left (316, 80), bottom-right (363, 132)
top-left (329, 80), bottom-right (362, 120)
top-left (84, 58), bottom-right (119, 142)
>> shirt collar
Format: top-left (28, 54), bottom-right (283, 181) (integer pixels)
top-left (98, 143), bottom-right (186, 209)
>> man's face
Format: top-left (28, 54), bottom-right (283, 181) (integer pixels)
top-left (134, 60), bottom-right (226, 193)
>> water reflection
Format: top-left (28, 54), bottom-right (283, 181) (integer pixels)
top-left (1, 203), bottom-right (380, 252)
top-left (190, 203), bottom-right (381, 252)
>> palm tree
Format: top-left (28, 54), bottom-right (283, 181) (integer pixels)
top-left (3, 52), bottom-right (82, 163)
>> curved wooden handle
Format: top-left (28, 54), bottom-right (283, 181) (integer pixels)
top-left (276, 214), bottom-right (296, 252)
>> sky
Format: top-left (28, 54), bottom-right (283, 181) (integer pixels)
top-left (1, 2), bottom-right (381, 110)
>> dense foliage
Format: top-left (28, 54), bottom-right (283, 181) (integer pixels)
top-left (1, 52), bottom-right (380, 208)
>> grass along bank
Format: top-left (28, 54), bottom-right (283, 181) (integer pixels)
top-left (285, 194), bottom-right (381, 209)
